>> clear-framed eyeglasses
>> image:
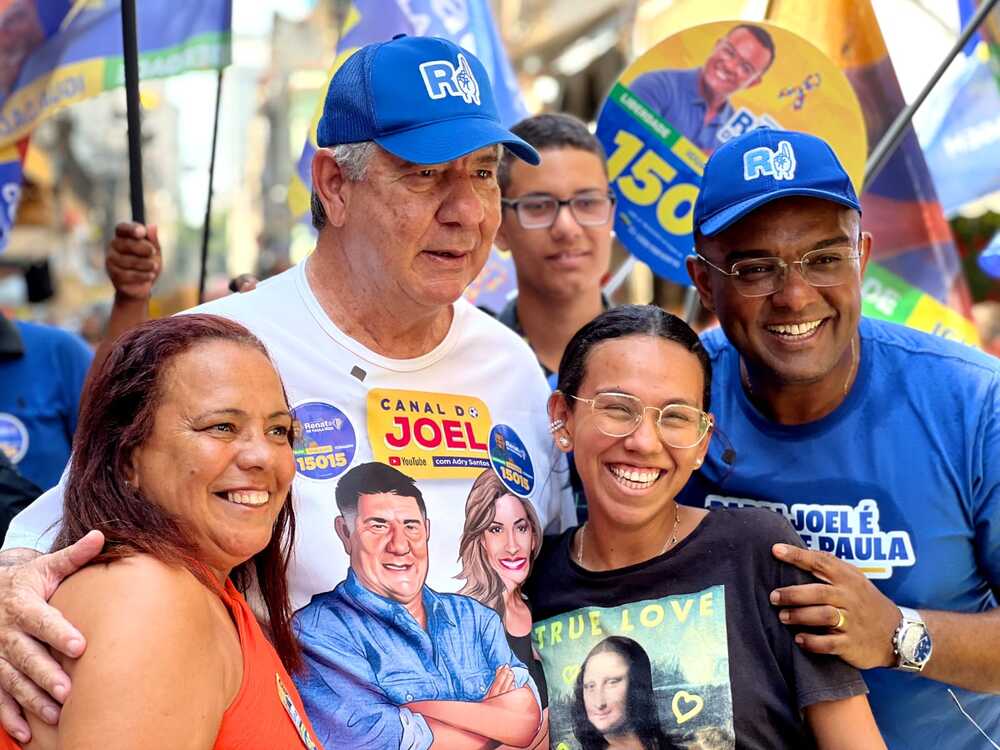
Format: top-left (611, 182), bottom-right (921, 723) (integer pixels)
top-left (501, 191), bottom-right (616, 229)
top-left (695, 246), bottom-right (862, 298)
top-left (567, 392), bottom-right (713, 449)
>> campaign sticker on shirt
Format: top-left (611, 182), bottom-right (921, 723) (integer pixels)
top-left (0, 413), bottom-right (28, 464)
top-left (597, 20), bottom-right (865, 285)
top-left (275, 673), bottom-right (319, 749)
top-left (290, 401), bottom-right (357, 481)
top-left (488, 424), bottom-right (535, 498)
top-left (367, 389), bottom-right (492, 479)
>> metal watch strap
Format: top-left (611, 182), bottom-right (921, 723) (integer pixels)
top-left (893, 606), bottom-right (930, 672)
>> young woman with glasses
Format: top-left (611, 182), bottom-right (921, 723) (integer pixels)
top-left (524, 305), bottom-right (885, 749)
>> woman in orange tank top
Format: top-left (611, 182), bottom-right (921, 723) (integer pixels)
top-left (1, 315), bottom-right (321, 750)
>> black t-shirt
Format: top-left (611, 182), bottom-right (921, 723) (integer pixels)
top-left (524, 508), bottom-right (867, 750)
top-left (508, 631), bottom-right (549, 709)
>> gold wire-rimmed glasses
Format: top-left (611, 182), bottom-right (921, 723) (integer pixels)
top-left (566, 392), bottom-right (713, 449)
top-left (695, 246), bottom-right (862, 298)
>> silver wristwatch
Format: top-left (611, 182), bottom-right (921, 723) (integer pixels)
top-left (892, 606), bottom-right (933, 672)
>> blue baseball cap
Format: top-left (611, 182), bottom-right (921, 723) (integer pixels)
top-left (694, 128), bottom-right (860, 236)
top-left (316, 35), bottom-right (539, 166)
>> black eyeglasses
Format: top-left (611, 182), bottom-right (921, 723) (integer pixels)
top-left (501, 192), bottom-right (615, 229)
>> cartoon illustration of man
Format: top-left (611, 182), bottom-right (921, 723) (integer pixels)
top-left (293, 462), bottom-right (542, 749)
top-left (628, 24), bottom-right (776, 154)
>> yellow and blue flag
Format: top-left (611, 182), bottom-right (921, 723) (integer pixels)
top-left (0, 0), bottom-right (232, 251)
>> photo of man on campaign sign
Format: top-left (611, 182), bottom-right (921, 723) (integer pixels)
top-left (597, 20), bottom-right (866, 285)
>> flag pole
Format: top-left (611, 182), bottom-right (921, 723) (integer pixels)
top-left (120, 0), bottom-right (144, 223)
top-left (198, 67), bottom-right (224, 304)
top-left (864, 0), bottom-right (1000, 189)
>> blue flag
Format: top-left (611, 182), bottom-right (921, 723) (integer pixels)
top-left (979, 231), bottom-right (1000, 278)
top-left (919, 53), bottom-right (1000, 216)
top-left (0, 0), bottom-right (232, 252)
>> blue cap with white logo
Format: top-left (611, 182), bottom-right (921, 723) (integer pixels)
top-left (316, 35), bottom-right (540, 165)
top-left (694, 128), bottom-right (860, 236)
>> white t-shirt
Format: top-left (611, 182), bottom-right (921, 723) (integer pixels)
top-left (4, 261), bottom-right (576, 611)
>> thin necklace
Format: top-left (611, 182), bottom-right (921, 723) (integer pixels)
top-left (576, 504), bottom-right (681, 568)
top-left (741, 335), bottom-right (857, 398)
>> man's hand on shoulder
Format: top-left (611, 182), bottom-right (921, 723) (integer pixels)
top-left (769, 543), bottom-right (899, 670)
top-left (0, 531), bottom-right (103, 743)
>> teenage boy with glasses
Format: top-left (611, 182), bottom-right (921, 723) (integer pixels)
top-left (495, 113), bottom-right (616, 382)
top-left (682, 128), bottom-right (1000, 749)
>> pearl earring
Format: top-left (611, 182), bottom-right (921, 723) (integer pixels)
top-left (558, 436), bottom-right (571, 448)
top-left (549, 419), bottom-right (565, 433)
top-left (694, 458), bottom-right (703, 468)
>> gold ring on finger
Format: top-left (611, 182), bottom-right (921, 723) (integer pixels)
top-left (834, 608), bottom-right (846, 630)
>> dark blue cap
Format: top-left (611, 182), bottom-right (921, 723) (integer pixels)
top-left (694, 128), bottom-right (860, 236)
top-left (316, 35), bottom-right (539, 165)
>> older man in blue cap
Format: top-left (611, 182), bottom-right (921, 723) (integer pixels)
top-left (0, 36), bottom-right (575, 746)
top-left (682, 128), bottom-right (1000, 748)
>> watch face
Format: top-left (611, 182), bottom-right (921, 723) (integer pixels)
top-left (901, 625), bottom-right (931, 663)
top-left (914, 633), bottom-right (932, 662)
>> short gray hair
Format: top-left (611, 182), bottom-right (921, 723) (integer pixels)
top-left (310, 141), bottom-right (377, 230)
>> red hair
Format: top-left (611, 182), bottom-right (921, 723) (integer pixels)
top-left (54, 314), bottom-right (301, 671)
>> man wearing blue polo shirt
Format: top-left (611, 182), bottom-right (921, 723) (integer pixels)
top-left (682, 128), bottom-right (1000, 748)
top-left (0, 312), bottom-right (91, 492)
top-left (629, 24), bottom-right (775, 154)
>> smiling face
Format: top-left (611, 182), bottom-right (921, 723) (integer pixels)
top-left (341, 492), bottom-right (430, 606)
top-left (691, 197), bottom-right (869, 387)
top-left (497, 147), bottom-right (612, 301)
top-left (555, 335), bottom-right (711, 532)
top-left (128, 341), bottom-right (295, 581)
top-left (335, 144), bottom-right (501, 312)
top-left (482, 493), bottom-right (535, 589)
top-left (582, 650), bottom-right (631, 735)
top-left (700, 27), bottom-right (773, 101)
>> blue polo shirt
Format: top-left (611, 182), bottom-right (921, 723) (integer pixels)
top-left (680, 318), bottom-right (1000, 749)
top-left (294, 569), bottom-right (535, 749)
top-left (0, 316), bottom-right (91, 491)
top-left (629, 68), bottom-right (734, 153)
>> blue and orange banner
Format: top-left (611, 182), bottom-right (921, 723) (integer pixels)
top-left (0, 0), bottom-right (232, 252)
top-left (288, 0), bottom-right (526, 313)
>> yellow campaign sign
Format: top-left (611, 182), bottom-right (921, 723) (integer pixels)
top-left (618, 20), bottom-right (867, 189)
top-left (366, 389), bottom-right (493, 479)
top-left (598, 20), bottom-right (866, 285)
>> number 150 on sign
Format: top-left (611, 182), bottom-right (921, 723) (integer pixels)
top-left (606, 130), bottom-right (700, 237)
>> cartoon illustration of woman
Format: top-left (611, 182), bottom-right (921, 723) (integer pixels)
top-left (457, 468), bottom-right (549, 749)
top-left (573, 637), bottom-right (673, 750)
